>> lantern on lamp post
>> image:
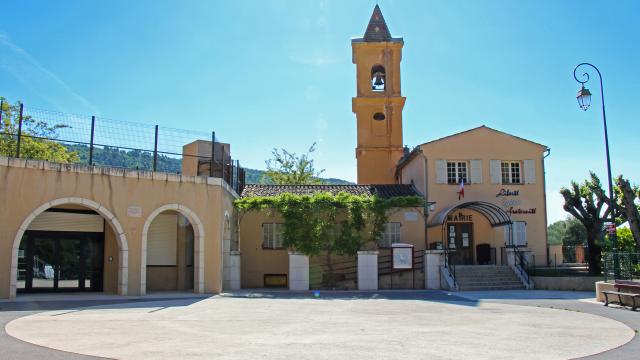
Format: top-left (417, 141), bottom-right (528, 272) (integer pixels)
top-left (576, 85), bottom-right (592, 111)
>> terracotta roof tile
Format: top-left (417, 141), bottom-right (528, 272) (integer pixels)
top-left (241, 184), bottom-right (421, 199)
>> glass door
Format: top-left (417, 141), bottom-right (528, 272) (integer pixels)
top-left (83, 236), bottom-right (105, 292)
top-left (31, 236), bottom-right (57, 290)
top-left (57, 238), bottom-right (81, 290)
top-left (18, 231), bottom-right (104, 293)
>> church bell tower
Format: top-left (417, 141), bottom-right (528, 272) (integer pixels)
top-left (352, 5), bottom-right (406, 184)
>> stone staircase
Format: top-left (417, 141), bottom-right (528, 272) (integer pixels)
top-left (455, 265), bottom-right (525, 291)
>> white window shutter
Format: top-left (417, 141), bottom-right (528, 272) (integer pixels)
top-left (436, 159), bottom-right (447, 184)
top-left (524, 159), bottom-right (536, 184)
top-left (490, 160), bottom-right (501, 184)
top-left (515, 222), bottom-right (527, 246)
top-left (470, 159), bottom-right (482, 184)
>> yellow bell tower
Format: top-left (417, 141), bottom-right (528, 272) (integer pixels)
top-left (352, 5), bottom-right (406, 185)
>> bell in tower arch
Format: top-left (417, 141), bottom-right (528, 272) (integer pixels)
top-left (371, 65), bottom-right (386, 91)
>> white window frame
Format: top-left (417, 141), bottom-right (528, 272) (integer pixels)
top-left (378, 222), bottom-right (401, 248)
top-left (447, 161), bottom-right (468, 185)
top-left (262, 223), bottom-right (284, 249)
top-left (501, 161), bottom-right (522, 184)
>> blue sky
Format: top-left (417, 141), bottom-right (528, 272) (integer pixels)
top-left (1, 0), bottom-right (638, 224)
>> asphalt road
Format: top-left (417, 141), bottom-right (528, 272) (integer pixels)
top-left (1, 291), bottom-right (637, 360)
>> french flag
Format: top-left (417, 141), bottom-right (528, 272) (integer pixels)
top-left (457, 179), bottom-right (465, 200)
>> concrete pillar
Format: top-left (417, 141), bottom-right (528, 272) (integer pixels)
top-left (288, 252), bottom-right (309, 291)
top-left (223, 251), bottom-right (241, 290)
top-left (424, 250), bottom-right (445, 290)
top-left (357, 251), bottom-right (378, 290)
top-left (506, 248), bottom-right (516, 266)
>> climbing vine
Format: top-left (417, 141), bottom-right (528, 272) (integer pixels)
top-left (234, 192), bottom-right (424, 257)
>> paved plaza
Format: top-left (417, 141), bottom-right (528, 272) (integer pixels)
top-left (1, 290), bottom-right (638, 360)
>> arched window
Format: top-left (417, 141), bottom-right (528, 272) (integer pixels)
top-left (371, 64), bottom-right (386, 91)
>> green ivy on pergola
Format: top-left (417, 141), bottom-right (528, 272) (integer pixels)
top-left (234, 192), bottom-right (424, 258)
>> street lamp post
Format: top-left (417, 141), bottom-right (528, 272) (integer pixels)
top-left (573, 62), bottom-right (619, 278)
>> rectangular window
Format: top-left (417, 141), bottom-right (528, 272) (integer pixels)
top-left (501, 161), bottom-right (522, 184)
top-left (447, 161), bottom-right (468, 184)
top-left (262, 223), bottom-right (284, 249)
top-left (378, 222), bottom-right (401, 248)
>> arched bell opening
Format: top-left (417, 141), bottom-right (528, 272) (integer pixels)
top-left (371, 64), bottom-right (386, 92)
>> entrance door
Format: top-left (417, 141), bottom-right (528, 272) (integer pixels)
top-left (18, 231), bottom-right (104, 293)
top-left (447, 223), bottom-right (474, 265)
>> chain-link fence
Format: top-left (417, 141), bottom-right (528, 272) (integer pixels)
top-left (603, 252), bottom-right (640, 281)
top-left (0, 100), bottom-right (245, 193)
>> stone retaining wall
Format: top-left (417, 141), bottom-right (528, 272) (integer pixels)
top-left (531, 276), bottom-right (602, 291)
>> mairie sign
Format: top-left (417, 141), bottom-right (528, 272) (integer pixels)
top-left (447, 212), bottom-right (473, 222)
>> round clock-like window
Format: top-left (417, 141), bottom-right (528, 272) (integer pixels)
top-left (373, 112), bottom-right (386, 121)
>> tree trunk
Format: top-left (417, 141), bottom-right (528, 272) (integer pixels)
top-left (619, 178), bottom-right (640, 247)
top-left (324, 250), bottom-right (335, 288)
top-left (587, 231), bottom-right (602, 275)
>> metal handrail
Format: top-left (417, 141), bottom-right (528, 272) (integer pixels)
top-left (511, 245), bottom-right (530, 285)
top-left (443, 249), bottom-right (457, 288)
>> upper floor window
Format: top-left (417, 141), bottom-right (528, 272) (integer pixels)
top-left (262, 223), bottom-right (284, 249)
top-left (378, 222), bottom-right (401, 247)
top-left (447, 161), bottom-right (468, 185)
top-left (501, 161), bottom-right (522, 184)
top-left (371, 64), bottom-right (386, 92)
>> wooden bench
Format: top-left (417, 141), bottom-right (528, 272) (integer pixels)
top-left (602, 280), bottom-right (640, 311)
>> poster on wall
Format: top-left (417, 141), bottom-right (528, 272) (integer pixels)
top-left (392, 244), bottom-right (414, 269)
top-left (462, 233), bottom-right (469, 247)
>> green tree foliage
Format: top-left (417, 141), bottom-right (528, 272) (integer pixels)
top-left (547, 220), bottom-right (565, 246)
top-left (264, 142), bottom-right (326, 185)
top-left (564, 218), bottom-right (588, 246)
top-left (616, 176), bottom-right (640, 247)
top-left (602, 227), bottom-right (637, 253)
top-left (66, 144), bottom-right (183, 172)
top-left (560, 172), bottom-right (615, 275)
top-left (0, 98), bottom-right (79, 163)
top-left (244, 167), bottom-right (352, 185)
top-left (547, 217), bottom-right (587, 246)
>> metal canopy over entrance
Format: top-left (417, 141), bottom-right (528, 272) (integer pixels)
top-left (428, 201), bottom-right (512, 228)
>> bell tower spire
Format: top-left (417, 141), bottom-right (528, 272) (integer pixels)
top-left (352, 5), bottom-right (406, 184)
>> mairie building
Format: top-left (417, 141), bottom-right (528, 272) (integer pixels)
top-left (0, 5), bottom-right (549, 299)
top-left (235, 5), bottom-right (549, 291)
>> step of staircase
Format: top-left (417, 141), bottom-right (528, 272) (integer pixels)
top-left (454, 265), bottom-right (525, 291)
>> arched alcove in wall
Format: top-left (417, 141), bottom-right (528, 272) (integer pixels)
top-left (10, 198), bottom-right (129, 298)
top-left (141, 204), bottom-right (205, 295)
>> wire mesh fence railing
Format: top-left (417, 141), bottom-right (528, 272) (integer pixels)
top-left (0, 100), bottom-right (245, 193)
top-left (542, 245), bottom-right (590, 268)
top-left (603, 252), bottom-right (640, 281)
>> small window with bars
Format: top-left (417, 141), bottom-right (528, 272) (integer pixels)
top-left (447, 161), bottom-right (468, 184)
top-left (501, 161), bottom-right (522, 184)
top-left (262, 223), bottom-right (284, 249)
top-left (378, 222), bottom-right (401, 248)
